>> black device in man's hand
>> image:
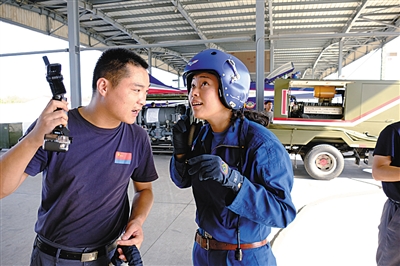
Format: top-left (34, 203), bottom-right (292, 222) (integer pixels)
top-left (42, 56), bottom-right (72, 152)
top-left (111, 245), bottom-right (143, 266)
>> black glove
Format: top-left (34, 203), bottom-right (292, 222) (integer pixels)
top-left (111, 245), bottom-right (143, 266)
top-left (188, 154), bottom-right (244, 192)
top-left (172, 114), bottom-right (190, 155)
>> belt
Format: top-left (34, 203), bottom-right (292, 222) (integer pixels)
top-left (389, 198), bottom-right (400, 206)
top-left (195, 231), bottom-right (268, 251)
top-left (35, 236), bottom-right (110, 262)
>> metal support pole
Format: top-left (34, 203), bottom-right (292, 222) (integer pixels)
top-left (255, 0), bottom-right (265, 112)
top-left (269, 0), bottom-right (274, 75)
top-left (380, 43), bottom-right (385, 80)
top-left (338, 40), bottom-right (343, 79)
top-left (67, 0), bottom-right (82, 108)
top-left (148, 49), bottom-right (152, 74)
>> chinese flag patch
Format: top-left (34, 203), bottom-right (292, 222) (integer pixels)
top-left (115, 151), bottom-right (132, 165)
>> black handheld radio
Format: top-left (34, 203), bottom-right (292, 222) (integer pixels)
top-left (42, 56), bottom-right (72, 152)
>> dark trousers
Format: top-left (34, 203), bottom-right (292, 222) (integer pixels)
top-left (376, 199), bottom-right (400, 266)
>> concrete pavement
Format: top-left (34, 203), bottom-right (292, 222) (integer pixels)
top-left (0, 152), bottom-right (386, 266)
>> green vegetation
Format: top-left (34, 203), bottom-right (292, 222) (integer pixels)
top-left (0, 96), bottom-right (30, 104)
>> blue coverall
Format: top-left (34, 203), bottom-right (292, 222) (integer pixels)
top-left (170, 117), bottom-right (296, 265)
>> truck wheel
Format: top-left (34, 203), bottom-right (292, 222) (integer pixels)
top-left (303, 144), bottom-right (344, 180)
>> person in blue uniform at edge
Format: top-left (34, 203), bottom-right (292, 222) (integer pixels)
top-left (372, 121), bottom-right (400, 266)
top-left (169, 48), bottom-right (296, 265)
top-left (0, 48), bottom-right (158, 265)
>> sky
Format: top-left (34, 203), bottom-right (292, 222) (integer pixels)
top-left (0, 21), bottom-right (182, 104)
top-left (325, 37), bottom-right (399, 80)
top-left (0, 21), bottom-right (399, 104)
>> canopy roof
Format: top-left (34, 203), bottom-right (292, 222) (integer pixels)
top-left (1, 0), bottom-right (399, 81)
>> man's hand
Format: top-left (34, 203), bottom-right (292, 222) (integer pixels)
top-left (30, 99), bottom-right (69, 147)
top-left (115, 219), bottom-right (143, 262)
top-left (188, 154), bottom-right (244, 192)
top-left (117, 220), bottom-right (143, 249)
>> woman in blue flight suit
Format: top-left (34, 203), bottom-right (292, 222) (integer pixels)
top-left (169, 49), bottom-right (296, 265)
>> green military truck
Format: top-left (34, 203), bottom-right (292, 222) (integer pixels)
top-left (268, 79), bottom-right (400, 180)
top-left (0, 122), bottom-right (23, 150)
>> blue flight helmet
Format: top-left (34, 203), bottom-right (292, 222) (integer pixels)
top-left (183, 49), bottom-right (251, 110)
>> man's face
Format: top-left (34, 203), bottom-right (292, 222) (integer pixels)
top-left (104, 64), bottom-right (149, 124)
top-left (264, 102), bottom-right (273, 111)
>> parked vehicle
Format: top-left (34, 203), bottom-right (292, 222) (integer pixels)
top-left (0, 122), bottom-right (23, 150)
top-left (268, 79), bottom-right (400, 180)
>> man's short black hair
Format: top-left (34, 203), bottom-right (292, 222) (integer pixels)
top-left (92, 48), bottom-right (148, 92)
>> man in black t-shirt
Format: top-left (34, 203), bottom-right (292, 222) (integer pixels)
top-left (372, 121), bottom-right (400, 266)
top-left (0, 48), bottom-right (158, 266)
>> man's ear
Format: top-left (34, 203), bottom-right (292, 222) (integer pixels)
top-left (97, 78), bottom-right (108, 96)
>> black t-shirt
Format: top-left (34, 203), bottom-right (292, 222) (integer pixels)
top-left (24, 108), bottom-right (158, 247)
top-left (373, 121), bottom-right (400, 201)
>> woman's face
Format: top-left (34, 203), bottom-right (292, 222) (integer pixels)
top-left (188, 72), bottom-right (229, 122)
